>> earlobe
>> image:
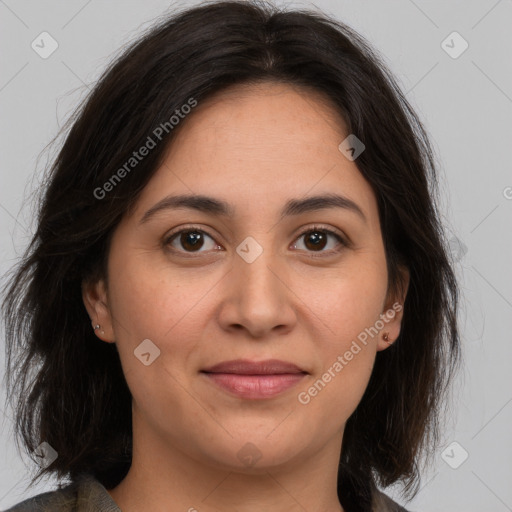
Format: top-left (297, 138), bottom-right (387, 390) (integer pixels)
top-left (377, 265), bottom-right (409, 351)
top-left (81, 278), bottom-right (116, 343)
top-left (376, 305), bottom-right (404, 352)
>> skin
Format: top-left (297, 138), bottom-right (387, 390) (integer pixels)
top-left (83, 81), bottom-right (409, 512)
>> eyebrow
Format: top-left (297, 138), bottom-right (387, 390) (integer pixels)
top-left (139, 193), bottom-right (367, 224)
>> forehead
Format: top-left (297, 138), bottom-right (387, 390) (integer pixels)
top-left (130, 81), bottom-right (379, 228)
top-left (177, 80), bottom-right (349, 154)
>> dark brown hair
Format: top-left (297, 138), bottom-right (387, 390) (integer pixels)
top-left (2, 0), bottom-right (461, 508)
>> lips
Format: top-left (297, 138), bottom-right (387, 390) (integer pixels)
top-left (201, 359), bottom-right (307, 375)
top-left (200, 359), bottom-right (308, 399)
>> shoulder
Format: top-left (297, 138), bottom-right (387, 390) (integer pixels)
top-left (3, 481), bottom-right (77, 512)
top-left (371, 487), bottom-right (411, 512)
top-left (3, 474), bottom-right (120, 512)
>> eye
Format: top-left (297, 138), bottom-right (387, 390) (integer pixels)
top-left (164, 226), bottom-right (220, 255)
top-left (163, 224), bottom-right (348, 257)
top-left (291, 225), bottom-right (348, 255)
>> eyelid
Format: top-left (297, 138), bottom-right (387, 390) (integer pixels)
top-left (163, 224), bottom-right (222, 254)
top-left (294, 223), bottom-right (349, 244)
top-left (163, 223), bottom-right (350, 255)
top-left (291, 224), bottom-right (351, 256)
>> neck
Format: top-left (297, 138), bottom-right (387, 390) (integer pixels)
top-left (107, 412), bottom-right (345, 512)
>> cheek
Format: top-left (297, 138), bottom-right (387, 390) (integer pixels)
top-left (105, 259), bottom-right (203, 422)
top-left (304, 257), bottom-right (388, 343)
top-left (295, 260), bottom-right (385, 413)
top-left (298, 298), bottom-right (379, 432)
top-left (106, 251), bottom-right (221, 383)
top-left (332, 282), bottom-right (387, 344)
top-left (108, 248), bottom-right (210, 337)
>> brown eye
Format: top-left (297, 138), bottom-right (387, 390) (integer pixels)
top-left (163, 224), bottom-right (348, 258)
top-left (165, 228), bottom-right (219, 254)
top-left (292, 227), bottom-right (347, 254)
top-left (303, 231), bottom-right (328, 251)
top-left (178, 231), bottom-right (204, 251)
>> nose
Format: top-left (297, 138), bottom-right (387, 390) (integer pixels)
top-left (216, 243), bottom-right (297, 339)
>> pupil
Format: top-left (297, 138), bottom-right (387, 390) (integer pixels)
top-left (306, 231), bottom-right (326, 250)
top-left (182, 231), bottom-right (202, 250)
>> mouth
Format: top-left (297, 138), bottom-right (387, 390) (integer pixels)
top-left (201, 358), bottom-right (307, 375)
top-left (200, 359), bottom-right (308, 399)
top-left (200, 372), bottom-right (307, 399)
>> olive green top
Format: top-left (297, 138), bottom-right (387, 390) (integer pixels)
top-left (3, 473), bottom-right (409, 512)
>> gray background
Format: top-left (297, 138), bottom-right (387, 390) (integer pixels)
top-left (1, 1), bottom-right (511, 510)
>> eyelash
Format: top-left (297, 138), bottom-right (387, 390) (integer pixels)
top-left (163, 224), bottom-right (349, 258)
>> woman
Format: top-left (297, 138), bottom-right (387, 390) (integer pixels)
top-left (2, 1), bottom-right (461, 511)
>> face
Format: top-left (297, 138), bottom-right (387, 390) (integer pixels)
top-left (83, 81), bottom-right (408, 473)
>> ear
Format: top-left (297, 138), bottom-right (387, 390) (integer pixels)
top-left (377, 264), bottom-right (410, 352)
top-left (82, 277), bottom-right (115, 343)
